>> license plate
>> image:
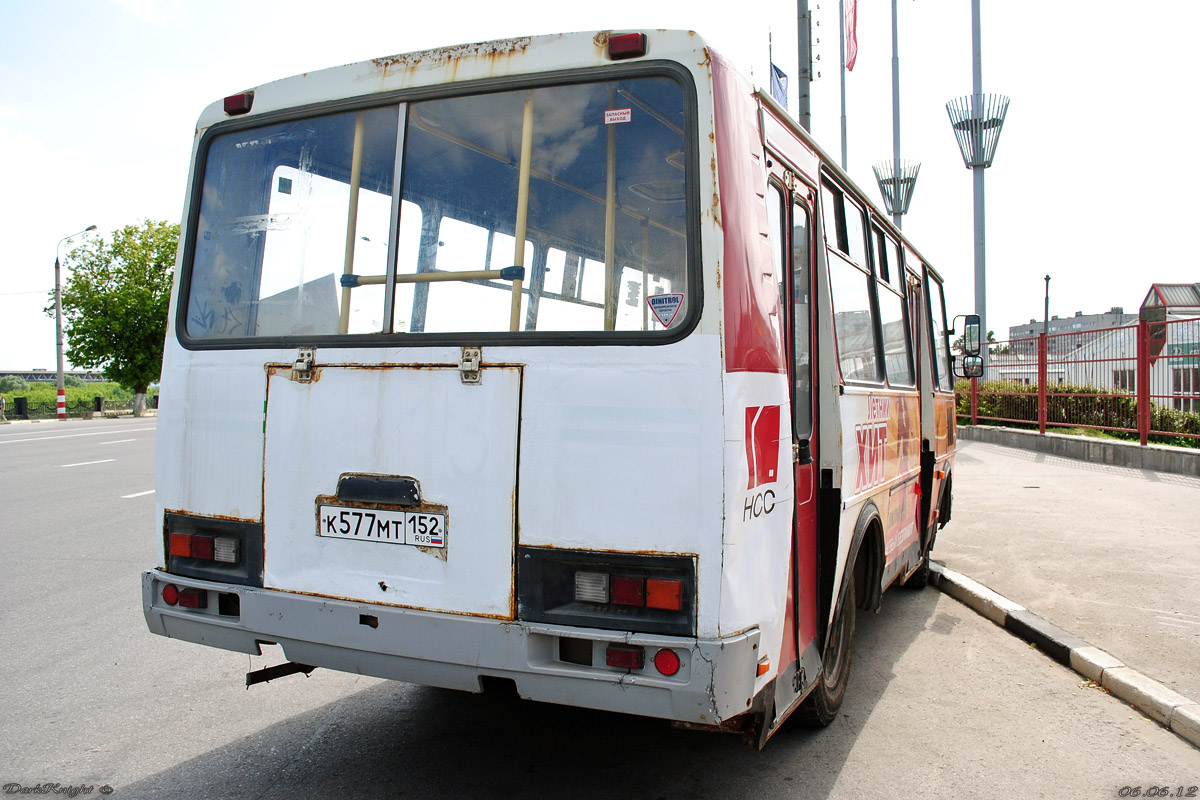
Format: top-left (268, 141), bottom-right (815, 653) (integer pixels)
top-left (317, 504), bottom-right (446, 548)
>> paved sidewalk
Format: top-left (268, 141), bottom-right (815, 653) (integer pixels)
top-left (934, 438), bottom-right (1200, 747)
top-left (930, 562), bottom-right (1200, 749)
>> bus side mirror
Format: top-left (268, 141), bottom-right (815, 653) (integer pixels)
top-left (961, 314), bottom-right (982, 357)
top-left (952, 314), bottom-right (984, 378)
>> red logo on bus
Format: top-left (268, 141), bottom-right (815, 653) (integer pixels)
top-left (855, 396), bottom-right (891, 492)
top-left (745, 405), bottom-right (781, 490)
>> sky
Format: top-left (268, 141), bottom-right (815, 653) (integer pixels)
top-left (1, 0), bottom-right (1197, 370)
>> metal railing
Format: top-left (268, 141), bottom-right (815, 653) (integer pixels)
top-left (958, 317), bottom-right (1200, 446)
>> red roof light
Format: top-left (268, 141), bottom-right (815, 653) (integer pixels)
top-left (224, 91), bottom-right (254, 116)
top-left (608, 33), bottom-right (646, 61)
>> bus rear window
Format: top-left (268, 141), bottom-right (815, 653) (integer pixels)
top-left (183, 74), bottom-right (693, 342)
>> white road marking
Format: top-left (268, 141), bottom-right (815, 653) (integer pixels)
top-left (122, 489), bottom-right (156, 499)
top-left (63, 459), bottom-right (116, 467)
top-left (1156, 616), bottom-right (1200, 627)
top-left (1, 426), bottom-right (155, 445)
top-left (102, 439), bottom-right (137, 445)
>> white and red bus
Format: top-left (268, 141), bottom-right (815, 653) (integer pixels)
top-left (143, 30), bottom-right (975, 746)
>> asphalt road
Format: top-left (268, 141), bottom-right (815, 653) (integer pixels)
top-left (2, 418), bottom-right (1198, 799)
top-left (939, 439), bottom-right (1200, 703)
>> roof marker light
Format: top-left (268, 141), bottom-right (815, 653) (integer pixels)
top-left (224, 91), bottom-right (254, 116)
top-left (607, 33), bottom-right (647, 61)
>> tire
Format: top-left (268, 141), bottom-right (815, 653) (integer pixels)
top-left (799, 570), bottom-right (857, 726)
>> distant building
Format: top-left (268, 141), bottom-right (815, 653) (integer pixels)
top-left (1008, 307), bottom-right (1136, 355)
top-left (990, 284), bottom-right (1200, 414)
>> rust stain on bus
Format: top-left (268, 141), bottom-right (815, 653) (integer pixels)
top-left (164, 508), bottom-right (260, 524)
top-left (372, 37), bottom-right (531, 73)
top-left (592, 31), bottom-right (612, 49)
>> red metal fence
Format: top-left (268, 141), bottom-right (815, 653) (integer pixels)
top-left (957, 316), bottom-right (1200, 446)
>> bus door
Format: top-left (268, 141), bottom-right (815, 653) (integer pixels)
top-left (787, 193), bottom-right (820, 670)
top-left (766, 177), bottom-right (820, 720)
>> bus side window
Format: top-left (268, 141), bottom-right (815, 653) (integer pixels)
top-left (791, 201), bottom-right (813, 437)
top-left (767, 182), bottom-right (787, 356)
top-left (873, 226), bottom-right (914, 387)
top-left (926, 274), bottom-right (954, 392)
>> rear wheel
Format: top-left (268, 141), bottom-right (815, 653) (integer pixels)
top-left (799, 570), bottom-right (856, 726)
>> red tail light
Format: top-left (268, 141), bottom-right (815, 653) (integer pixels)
top-left (170, 532), bottom-right (239, 563)
top-left (176, 588), bottom-right (208, 609)
top-left (605, 644), bottom-right (644, 669)
top-left (609, 575), bottom-right (644, 606)
top-left (653, 649), bottom-right (681, 676)
top-left (162, 584), bottom-right (207, 609)
top-left (171, 532), bottom-right (213, 560)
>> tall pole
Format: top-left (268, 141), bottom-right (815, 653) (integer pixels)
top-left (946, 0), bottom-right (1009, 369)
top-left (838, 0), bottom-right (848, 169)
top-left (797, 0), bottom-right (812, 131)
top-left (971, 0), bottom-right (986, 353)
top-left (890, 0), bottom-right (901, 228)
top-left (55, 225), bottom-right (96, 419)
top-left (1043, 275), bottom-right (1050, 338)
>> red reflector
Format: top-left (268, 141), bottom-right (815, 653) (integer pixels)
top-left (653, 649), bottom-right (681, 676)
top-left (162, 584), bottom-right (179, 606)
top-left (609, 575), bottom-right (644, 606)
top-left (170, 533), bottom-right (214, 560)
top-left (224, 91), bottom-right (254, 116)
top-left (608, 33), bottom-right (647, 60)
top-left (177, 588), bottom-right (208, 609)
top-left (605, 644), bottom-right (644, 670)
top-left (646, 578), bottom-right (683, 611)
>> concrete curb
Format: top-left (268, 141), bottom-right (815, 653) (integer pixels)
top-left (959, 425), bottom-right (1200, 478)
top-left (930, 561), bottom-right (1200, 750)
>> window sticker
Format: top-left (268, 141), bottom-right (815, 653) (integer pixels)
top-left (604, 107), bottom-right (633, 125)
top-left (647, 293), bottom-right (684, 327)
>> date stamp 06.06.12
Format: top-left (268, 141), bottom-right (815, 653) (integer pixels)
top-left (1117, 788), bottom-right (1198, 798)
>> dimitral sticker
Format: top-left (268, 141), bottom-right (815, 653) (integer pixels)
top-left (604, 108), bottom-right (633, 125)
top-left (647, 293), bottom-right (684, 328)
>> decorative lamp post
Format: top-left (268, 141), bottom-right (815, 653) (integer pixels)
top-left (55, 225), bottom-right (97, 419)
top-left (946, 0), bottom-right (1009, 366)
top-left (872, 159), bottom-right (921, 222)
top-left (872, 0), bottom-right (920, 228)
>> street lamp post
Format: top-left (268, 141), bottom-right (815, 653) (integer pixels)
top-left (946, 0), bottom-right (1009, 368)
top-left (1043, 275), bottom-right (1050, 338)
top-left (55, 225), bottom-right (97, 419)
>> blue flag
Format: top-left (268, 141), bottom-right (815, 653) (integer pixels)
top-left (770, 63), bottom-right (788, 109)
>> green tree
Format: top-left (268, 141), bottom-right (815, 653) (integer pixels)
top-left (0, 375), bottom-right (30, 393)
top-left (48, 220), bottom-right (178, 415)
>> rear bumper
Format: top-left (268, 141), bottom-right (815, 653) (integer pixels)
top-left (142, 569), bottom-right (760, 725)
